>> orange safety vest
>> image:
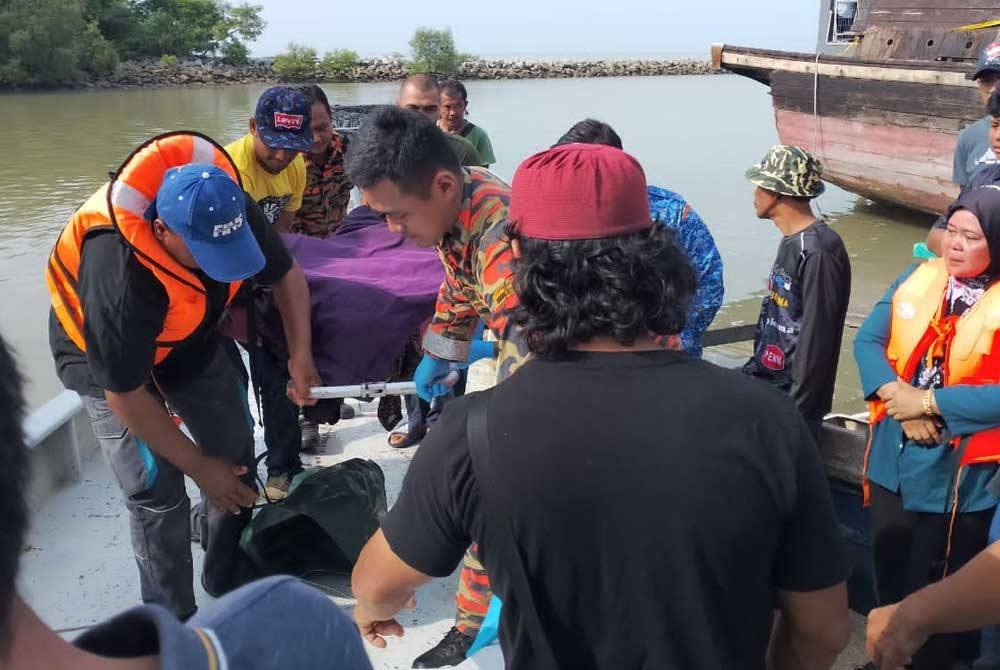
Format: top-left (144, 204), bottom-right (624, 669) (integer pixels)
top-left (46, 131), bottom-right (245, 366)
top-left (863, 258), bottom-right (1000, 507)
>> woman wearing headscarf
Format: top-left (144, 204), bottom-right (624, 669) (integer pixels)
top-left (855, 185), bottom-right (1000, 669)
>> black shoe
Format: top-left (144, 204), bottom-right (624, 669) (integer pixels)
top-left (411, 627), bottom-right (475, 668)
top-left (377, 394), bottom-right (403, 431)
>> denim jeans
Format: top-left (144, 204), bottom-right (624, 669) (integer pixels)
top-left (403, 369), bottom-right (468, 435)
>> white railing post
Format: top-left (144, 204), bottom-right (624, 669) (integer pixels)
top-left (22, 391), bottom-right (98, 504)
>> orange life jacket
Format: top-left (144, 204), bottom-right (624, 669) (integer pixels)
top-left (46, 132), bottom-right (245, 366)
top-left (862, 258), bottom-right (1000, 508)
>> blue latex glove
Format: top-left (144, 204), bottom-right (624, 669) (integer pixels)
top-left (467, 596), bottom-right (502, 657)
top-left (414, 354), bottom-right (453, 401)
top-left (464, 339), bottom-right (497, 367)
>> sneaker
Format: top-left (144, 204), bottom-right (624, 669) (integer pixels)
top-left (340, 403), bottom-right (356, 420)
top-left (411, 627), bottom-right (474, 668)
top-left (301, 419), bottom-right (321, 453)
top-left (264, 473), bottom-right (290, 501)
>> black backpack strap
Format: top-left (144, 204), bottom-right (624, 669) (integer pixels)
top-left (245, 281), bottom-right (264, 426)
top-left (464, 393), bottom-right (560, 666)
top-left (459, 121), bottom-right (477, 138)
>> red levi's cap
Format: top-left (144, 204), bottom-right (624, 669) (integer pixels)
top-left (509, 143), bottom-right (653, 240)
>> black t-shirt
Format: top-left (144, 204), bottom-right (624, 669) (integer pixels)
top-left (381, 350), bottom-right (849, 670)
top-left (742, 220), bottom-right (851, 422)
top-left (49, 193), bottom-right (292, 396)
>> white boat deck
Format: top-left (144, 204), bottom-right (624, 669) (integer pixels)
top-left (17, 359), bottom-right (870, 668)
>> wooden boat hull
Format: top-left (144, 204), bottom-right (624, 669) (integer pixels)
top-left (714, 44), bottom-right (980, 213)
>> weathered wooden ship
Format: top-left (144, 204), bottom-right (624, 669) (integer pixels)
top-left (714, 0), bottom-right (1000, 214)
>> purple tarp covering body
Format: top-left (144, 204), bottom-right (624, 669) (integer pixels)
top-left (264, 206), bottom-right (444, 386)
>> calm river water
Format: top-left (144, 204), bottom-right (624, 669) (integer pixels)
top-left (0, 75), bottom-right (934, 409)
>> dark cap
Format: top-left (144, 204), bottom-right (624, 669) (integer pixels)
top-left (974, 42), bottom-right (1000, 81)
top-left (155, 164), bottom-right (264, 282)
top-left (254, 86), bottom-right (314, 151)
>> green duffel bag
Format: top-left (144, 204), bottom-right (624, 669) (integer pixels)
top-left (240, 458), bottom-right (387, 577)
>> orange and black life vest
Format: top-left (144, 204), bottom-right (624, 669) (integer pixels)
top-left (863, 258), bottom-right (1000, 505)
top-left (46, 132), bottom-right (245, 366)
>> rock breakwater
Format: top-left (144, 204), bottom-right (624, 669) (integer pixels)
top-left (85, 56), bottom-right (720, 89)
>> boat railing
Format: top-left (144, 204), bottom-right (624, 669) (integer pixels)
top-left (20, 325), bottom-right (866, 505)
top-left (22, 390), bottom-right (98, 505)
top-left (701, 323), bottom-right (868, 486)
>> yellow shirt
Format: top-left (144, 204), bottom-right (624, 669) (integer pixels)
top-left (225, 134), bottom-right (306, 225)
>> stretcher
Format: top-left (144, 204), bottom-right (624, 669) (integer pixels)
top-left (308, 371), bottom-right (461, 401)
top-left (309, 381), bottom-right (417, 401)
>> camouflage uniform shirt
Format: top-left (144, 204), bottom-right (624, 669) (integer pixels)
top-left (293, 132), bottom-right (354, 238)
top-left (422, 167), bottom-right (527, 379)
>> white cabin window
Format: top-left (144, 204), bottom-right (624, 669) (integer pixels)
top-left (828, 0), bottom-right (859, 43)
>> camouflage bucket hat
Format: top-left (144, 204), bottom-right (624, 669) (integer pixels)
top-left (745, 145), bottom-right (825, 198)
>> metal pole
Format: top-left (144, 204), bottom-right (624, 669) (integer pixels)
top-left (309, 381), bottom-right (418, 400)
top-left (308, 370), bottom-right (461, 401)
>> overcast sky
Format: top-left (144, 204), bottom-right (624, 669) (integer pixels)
top-left (249, 0), bottom-right (823, 58)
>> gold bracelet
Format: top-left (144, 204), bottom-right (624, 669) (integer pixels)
top-left (923, 389), bottom-right (935, 416)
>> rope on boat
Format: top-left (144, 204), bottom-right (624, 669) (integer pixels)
top-left (955, 19), bottom-right (1000, 32)
top-left (812, 51), bottom-right (824, 161)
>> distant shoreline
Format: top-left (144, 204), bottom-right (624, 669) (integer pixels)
top-left (8, 56), bottom-right (723, 92)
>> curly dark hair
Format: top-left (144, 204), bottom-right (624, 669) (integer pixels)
top-left (0, 333), bottom-right (27, 654)
top-left (511, 225), bottom-right (696, 357)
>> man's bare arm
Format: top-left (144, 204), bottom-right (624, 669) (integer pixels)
top-left (767, 584), bottom-right (850, 670)
top-left (270, 260), bottom-right (320, 406)
top-left (351, 530), bottom-right (434, 648)
top-left (867, 542), bottom-right (1000, 668)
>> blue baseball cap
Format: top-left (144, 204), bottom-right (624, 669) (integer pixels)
top-left (974, 42), bottom-right (1000, 80)
top-left (154, 164), bottom-right (265, 282)
top-left (254, 86), bottom-right (314, 151)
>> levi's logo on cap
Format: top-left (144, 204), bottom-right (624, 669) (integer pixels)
top-left (273, 111), bottom-right (304, 130)
top-left (254, 86), bottom-right (313, 151)
top-left (213, 213), bottom-right (244, 238)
